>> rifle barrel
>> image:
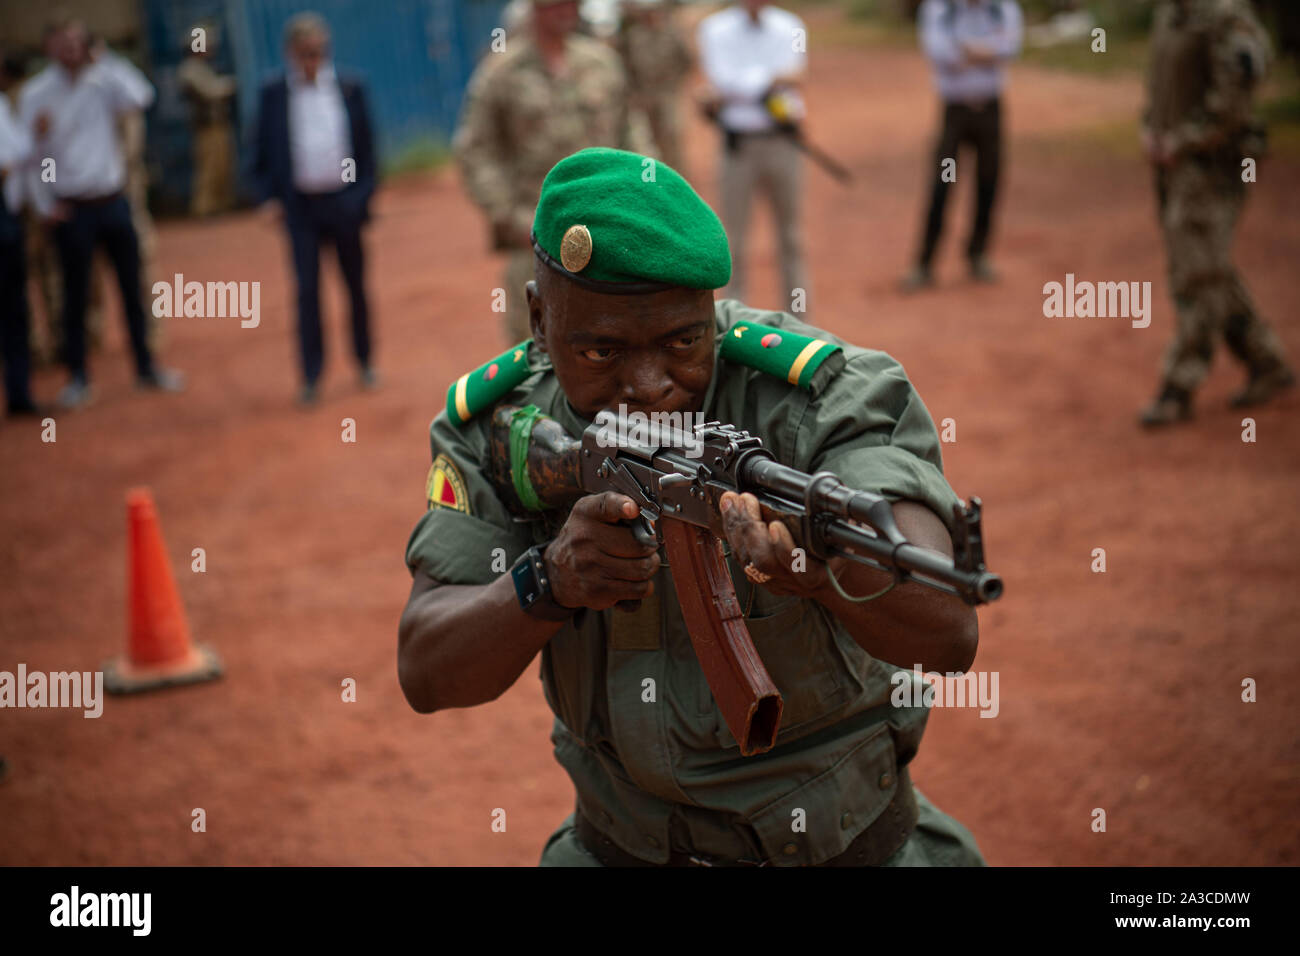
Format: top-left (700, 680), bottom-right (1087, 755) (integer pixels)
top-left (742, 456), bottom-right (1002, 605)
top-left (822, 520), bottom-right (1003, 605)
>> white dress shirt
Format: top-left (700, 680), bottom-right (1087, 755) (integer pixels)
top-left (919, 0), bottom-right (1023, 103)
top-left (697, 4), bottom-right (807, 133)
top-left (0, 94), bottom-right (34, 213)
top-left (17, 53), bottom-right (154, 207)
top-left (288, 63), bottom-right (352, 194)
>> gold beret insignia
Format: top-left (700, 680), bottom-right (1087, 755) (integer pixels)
top-left (560, 224), bottom-right (593, 272)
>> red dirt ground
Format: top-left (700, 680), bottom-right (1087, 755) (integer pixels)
top-left (3, 11), bottom-right (1298, 866)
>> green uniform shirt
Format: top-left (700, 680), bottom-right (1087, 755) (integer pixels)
top-left (406, 300), bottom-right (979, 866)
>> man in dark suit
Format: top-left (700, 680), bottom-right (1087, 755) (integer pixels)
top-left (249, 11), bottom-right (377, 405)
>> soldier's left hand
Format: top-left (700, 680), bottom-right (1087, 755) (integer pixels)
top-left (719, 491), bottom-right (848, 599)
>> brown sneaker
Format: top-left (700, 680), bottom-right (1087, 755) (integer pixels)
top-left (1138, 385), bottom-right (1193, 428)
top-left (1229, 364), bottom-right (1296, 408)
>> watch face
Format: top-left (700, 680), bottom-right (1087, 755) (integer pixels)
top-left (512, 560), bottom-right (540, 606)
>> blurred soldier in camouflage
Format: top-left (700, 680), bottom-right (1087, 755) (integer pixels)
top-left (178, 23), bottom-right (237, 217)
top-left (1139, 0), bottom-right (1294, 427)
top-left (615, 0), bottom-right (692, 175)
top-left (454, 0), bottom-right (634, 343)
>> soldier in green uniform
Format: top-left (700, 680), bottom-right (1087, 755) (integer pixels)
top-left (1138, 0), bottom-right (1294, 427)
top-left (454, 0), bottom-right (635, 344)
top-left (400, 147), bottom-right (986, 866)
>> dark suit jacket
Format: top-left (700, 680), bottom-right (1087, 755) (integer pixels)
top-left (248, 70), bottom-right (377, 224)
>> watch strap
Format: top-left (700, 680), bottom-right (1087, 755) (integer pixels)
top-left (512, 545), bottom-right (579, 621)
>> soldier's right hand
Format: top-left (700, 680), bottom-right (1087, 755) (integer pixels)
top-left (545, 492), bottom-right (661, 611)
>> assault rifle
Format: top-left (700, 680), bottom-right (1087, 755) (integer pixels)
top-left (486, 405), bottom-right (1002, 756)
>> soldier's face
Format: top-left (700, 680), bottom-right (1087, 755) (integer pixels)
top-left (529, 270), bottom-right (716, 422)
top-left (534, 1), bottom-right (580, 37)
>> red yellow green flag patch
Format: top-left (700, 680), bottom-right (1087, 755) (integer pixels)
top-left (426, 454), bottom-right (470, 514)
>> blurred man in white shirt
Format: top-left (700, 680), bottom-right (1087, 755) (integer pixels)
top-left (697, 1), bottom-right (809, 316)
top-left (19, 16), bottom-right (182, 407)
top-left (903, 0), bottom-right (1023, 291)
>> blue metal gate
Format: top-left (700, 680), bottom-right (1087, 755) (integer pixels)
top-left (142, 0), bottom-right (508, 212)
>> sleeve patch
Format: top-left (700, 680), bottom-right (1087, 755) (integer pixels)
top-left (426, 454), bottom-right (470, 514)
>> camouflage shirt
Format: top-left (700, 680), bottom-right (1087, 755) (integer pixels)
top-left (616, 14), bottom-right (692, 101)
top-left (453, 34), bottom-right (632, 246)
top-left (176, 56), bottom-right (235, 127)
top-left (1145, 0), bottom-right (1271, 157)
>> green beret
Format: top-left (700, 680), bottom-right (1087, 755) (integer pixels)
top-left (531, 147), bottom-right (731, 292)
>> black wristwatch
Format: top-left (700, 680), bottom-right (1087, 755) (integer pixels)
top-left (511, 545), bottom-right (579, 621)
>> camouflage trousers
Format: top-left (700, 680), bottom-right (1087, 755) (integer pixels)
top-left (503, 248), bottom-right (534, 346)
top-left (191, 122), bottom-right (236, 217)
top-left (1156, 154), bottom-right (1288, 392)
top-left (630, 93), bottom-right (684, 176)
top-left (539, 784), bottom-right (986, 867)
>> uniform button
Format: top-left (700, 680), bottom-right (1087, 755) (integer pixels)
top-left (878, 772), bottom-right (894, 790)
top-left (782, 842), bottom-right (798, 857)
top-left (645, 835), bottom-right (661, 848)
top-left (840, 811), bottom-right (854, 830)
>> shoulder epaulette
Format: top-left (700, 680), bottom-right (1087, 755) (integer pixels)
top-left (446, 340), bottom-right (535, 426)
top-left (719, 322), bottom-right (845, 396)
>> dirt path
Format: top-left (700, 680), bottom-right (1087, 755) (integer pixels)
top-left (2, 10), bottom-right (1297, 865)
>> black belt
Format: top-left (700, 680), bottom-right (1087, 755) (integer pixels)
top-left (66, 191), bottom-right (123, 208)
top-left (574, 766), bottom-right (919, 867)
top-left (723, 127), bottom-right (788, 153)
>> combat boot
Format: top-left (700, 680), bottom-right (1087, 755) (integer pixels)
top-left (1229, 363), bottom-right (1296, 408)
top-left (1138, 383), bottom-right (1193, 428)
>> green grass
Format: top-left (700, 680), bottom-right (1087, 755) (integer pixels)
top-left (823, 0), bottom-right (1157, 72)
top-left (1019, 35), bottom-right (1148, 76)
top-left (381, 137), bottom-right (452, 179)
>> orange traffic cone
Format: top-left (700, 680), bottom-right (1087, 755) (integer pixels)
top-left (103, 488), bottom-right (222, 694)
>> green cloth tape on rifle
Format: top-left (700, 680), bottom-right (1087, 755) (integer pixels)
top-left (509, 404), bottom-right (545, 512)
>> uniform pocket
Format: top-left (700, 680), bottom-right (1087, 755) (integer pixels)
top-left (746, 721), bottom-right (899, 865)
top-left (703, 598), bottom-right (858, 750)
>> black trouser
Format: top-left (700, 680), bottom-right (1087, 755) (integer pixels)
top-left (916, 98), bottom-right (1002, 269)
top-left (52, 193), bottom-right (155, 382)
top-left (285, 190), bottom-right (370, 387)
top-left (0, 191), bottom-right (33, 410)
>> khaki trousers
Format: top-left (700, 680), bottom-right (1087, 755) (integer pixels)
top-left (503, 249), bottom-right (535, 345)
top-left (719, 131), bottom-right (808, 316)
top-left (191, 123), bottom-right (236, 218)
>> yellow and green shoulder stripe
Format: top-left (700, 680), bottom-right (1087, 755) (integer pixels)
top-left (445, 323), bottom-right (845, 427)
top-left (445, 341), bottom-right (535, 426)
top-left (720, 322), bottom-right (845, 397)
